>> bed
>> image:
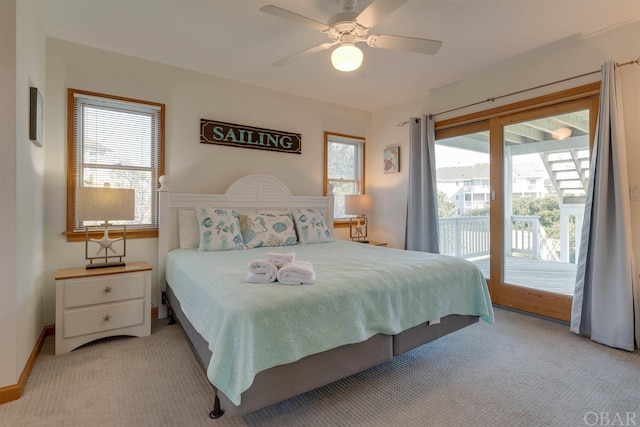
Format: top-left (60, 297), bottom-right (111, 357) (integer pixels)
top-left (157, 174), bottom-right (494, 418)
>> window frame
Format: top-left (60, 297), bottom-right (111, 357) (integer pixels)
top-left (324, 131), bottom-right (366, 227)
top-left (65, 88), bottom-right (165, 242)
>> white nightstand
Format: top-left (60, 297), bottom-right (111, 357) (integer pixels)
top-left (55, 261), bottom-right (152, 355)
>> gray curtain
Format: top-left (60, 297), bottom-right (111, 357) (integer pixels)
top-left (405, 115), bottom-right (439, 253)
top-left (571, 61), bottom-right (638, 351)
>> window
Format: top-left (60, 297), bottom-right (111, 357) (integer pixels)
top-left (66, 89), bottom-right (165, 241)
top-left (324, 132), bottom-right (365, 223)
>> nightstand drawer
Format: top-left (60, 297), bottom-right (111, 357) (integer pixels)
top-left (63, 273), bottom-right (146, 308)
top-left (63, 299), bottom-right (145, 339)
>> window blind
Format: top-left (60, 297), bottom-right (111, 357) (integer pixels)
top-left (72, 93), bottom-right (161, 231)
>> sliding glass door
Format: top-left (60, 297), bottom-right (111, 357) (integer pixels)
top-left (502, 110), bottom-right (589, 295)
top-left (435, 87), bottom-right (599, 321)
top-left (495, 98), bottom-right (597, 320)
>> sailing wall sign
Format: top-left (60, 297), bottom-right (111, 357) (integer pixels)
top-left (200, 119), bottom-right (302, 154)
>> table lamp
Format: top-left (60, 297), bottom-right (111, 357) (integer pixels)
top-left (76, 185), bottom-right (135, 269)
top-left (345, 194), bottom-right (373, 243)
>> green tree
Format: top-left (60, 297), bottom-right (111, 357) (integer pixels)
top-left (437, 191), bottom-right (455, 218)
top-left (466, 206), bottom-right (489, 216)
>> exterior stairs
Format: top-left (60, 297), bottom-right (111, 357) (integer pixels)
top-left (539, 148), bottom-right (589, 204)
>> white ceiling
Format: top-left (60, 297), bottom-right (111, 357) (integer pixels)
top-left (34, 0), bottom-right (640, 112)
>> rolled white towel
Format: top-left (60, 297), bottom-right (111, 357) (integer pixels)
top-left (265, 252), bottom-right (296, 268)
top-left (276, 260), bottom-right (315, 285)
top-left (245, 259), bottom-right (278, 283)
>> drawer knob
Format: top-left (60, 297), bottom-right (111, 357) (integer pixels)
top-left (103, 314), bottom-right (111, 322)
top-left (103, 286), bottom-right (112, 294)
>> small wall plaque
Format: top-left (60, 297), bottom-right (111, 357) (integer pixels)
top-left (29, 87), bottom-right (43, 147)
top-left (384, 146), bottom-right (399, 174)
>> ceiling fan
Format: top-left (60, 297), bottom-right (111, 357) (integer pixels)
top-left (259, 0), bottom-right (442, 72)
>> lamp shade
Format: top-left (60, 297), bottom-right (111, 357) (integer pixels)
top-left (76, 187), bottom-right (135, 221)
top-left (345, 194), bottom-right (373, 215)
top-left (331, 44), bottom-right (363, 72)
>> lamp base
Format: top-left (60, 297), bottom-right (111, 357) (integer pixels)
top-left (349, 216), bottom-right (368, 242)
top-left (84, 225), bottom-right (128, 270)
top-left (86, 261), bottom-right (126, 270)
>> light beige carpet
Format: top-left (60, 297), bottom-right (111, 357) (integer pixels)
top-left (0, 307), bottom-right (638, 427)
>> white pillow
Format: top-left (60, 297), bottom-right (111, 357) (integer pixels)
top-left (292, 208), bottom-right (333, 244)
top-left (178, 209), bottom-right (200, 249)
top-left (194, 207), bottom-right (245, 251)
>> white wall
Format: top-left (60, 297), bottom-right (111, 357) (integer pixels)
top-left (43, 39), bottom-right (370, 323)
top-left (368, 21), bottom-right (640, 258)
top-left (16, 0), bottom-right (46, 381)
top-left (0, 0), bottom-right (19, 388)
top-left (0, 0), bottom-right (47, 389)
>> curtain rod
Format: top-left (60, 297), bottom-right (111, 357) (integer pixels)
top-left (397, 56), bottom-right (640, 127)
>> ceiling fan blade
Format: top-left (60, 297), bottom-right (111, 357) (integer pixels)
top-left (272, 42), bottom-right (338, 67)
top-left (259, 5), bottom-right (329, 32)
top-left (367, 34), bottom-right (443, 55)
top-left (355, 0), bottom-right (408, 29)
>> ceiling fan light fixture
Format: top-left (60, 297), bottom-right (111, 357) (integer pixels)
top-left (331, 43), bottom-right (363, 72)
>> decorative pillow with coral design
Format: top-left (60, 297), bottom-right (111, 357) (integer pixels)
top-left (194, 207), bottom-right (244, 251)
top-left (239, 211), bottom-right (298, 249)
top-left (292, 208), bottom-right (333, 244)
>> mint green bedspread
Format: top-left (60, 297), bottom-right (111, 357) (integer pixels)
top-left (166, 240), bottom-right (494, 405)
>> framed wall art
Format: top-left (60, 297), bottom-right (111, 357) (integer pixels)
top-left (383, 146), bottom-right (399, 174)
top-left (29, 87), bottom-right (43, 147)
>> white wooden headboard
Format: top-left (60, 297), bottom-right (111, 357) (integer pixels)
top-left (157, 174), bottom-right (334, 315)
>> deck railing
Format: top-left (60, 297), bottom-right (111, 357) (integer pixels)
top-left (510, 215), bottom-right (559, 261)
top-left (438, 215), bottom-right (559, 261)
top-left (439, 216), bottom-right (490, 259)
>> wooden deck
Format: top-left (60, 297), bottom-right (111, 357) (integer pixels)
top-left (471, 256), bottom-right (577, 296)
